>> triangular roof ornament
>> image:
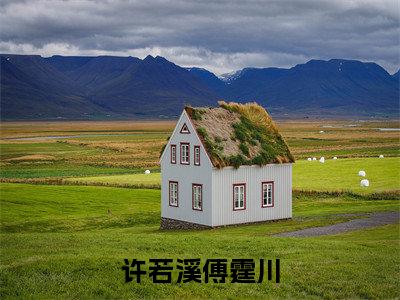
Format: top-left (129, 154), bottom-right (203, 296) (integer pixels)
top-left (180, 123), bottom-right (190, 134)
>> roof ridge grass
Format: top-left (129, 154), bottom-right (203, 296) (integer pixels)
top-left (186, 101), bottom-right (295, 168)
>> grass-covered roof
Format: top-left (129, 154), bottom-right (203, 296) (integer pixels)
top-left (185, 101), bottom-right (294, 168)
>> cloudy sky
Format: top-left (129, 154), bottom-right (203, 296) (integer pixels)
top-left (1, 0), bottom-right (399, 74)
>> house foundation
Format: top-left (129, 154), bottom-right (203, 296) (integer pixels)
top-left (160, 217), bottom-right (292, 230)
top-left (160, 217), bottom-right (211, 230)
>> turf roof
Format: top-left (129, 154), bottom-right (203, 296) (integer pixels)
top-left (185, 101), bottom-right (294, 168)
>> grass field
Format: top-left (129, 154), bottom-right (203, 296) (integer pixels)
top-left (62, 157), bottom-right (400, 194)
top-left (0, 119), bottom-right (399, 298)
top-left (1, 183), bottom-right (399, 298)
top-left (293, 157), bottom-right (400, 193)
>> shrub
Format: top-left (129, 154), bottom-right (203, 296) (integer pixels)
top-left (228, 154), bottom-right (247, 169)
top-left (196, 127), bottom-right (208, 139)
top-left (239, 143), bottom-right (250, 157)
top-left (185, 106), bottom-right (205, 121)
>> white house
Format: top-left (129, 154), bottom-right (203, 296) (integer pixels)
top-left (159, 101), bottom-right (294, 229)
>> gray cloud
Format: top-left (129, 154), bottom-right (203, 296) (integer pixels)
top-left (0, 0), bottom-right (399, 74)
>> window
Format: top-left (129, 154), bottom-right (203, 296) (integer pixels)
top-left (170, 145), bottom-right (176, 164)
top-left (194, 145), bottom-right (200, 166)
top-left (169, 181), bottom-right (178, 207)
top-left (233, 184), bottom-right (246, 210)
top-left (192, 184), bottom-right (203, 211)
top-left (262, 182), bottom-right (274, 207)
top-left (180, 123), bottom-right (190, 134)
top-left (180, 142), bottom-right (190, 164)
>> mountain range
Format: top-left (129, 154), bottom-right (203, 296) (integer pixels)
top-left (1, 54), bottom-right (399, 120)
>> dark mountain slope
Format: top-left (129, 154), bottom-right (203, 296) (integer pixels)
top-left (223, 59), bottom-right (399, 116)
top-left (1, 54), bottom-right (398, 119)
top-left (223, 67), bottom-right (288, 100)
top-left (186, 67), bottom-right (226, 94)
top-left (1, 54), bottom-right (219, 119)
top-left (47, 56), bottom-right (142, 91)
top-left (274, 60), bottom-right (397, 114)
top-left (392, 70), bottom-right (399, 81)
top-left (90, 55), bottom-right (219, 116)
top-left (45, 55), bottom-right (93, 74)
top-left (0, 55), bottom-right (108, 119)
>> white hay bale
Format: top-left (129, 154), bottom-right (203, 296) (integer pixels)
top-left (358, 170), bottom-right (366, 177)
top-left (144, 169), bottom-right (151, 174)
top-left (319, 130), bottom-right (324, 133)
top-left (333, 156), bottom-right (337, 160)
top-left (379, 154), bottom-right (384, 158)
top-left (307, 158), bottom-right (312, 161)
top-left (360, 179), bottom-right (369, 187)
top-left (312, 157), bottom-right (317, 161)
top-left (319, 157), bottom-right (325, 163)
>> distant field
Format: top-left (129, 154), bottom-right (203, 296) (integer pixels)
top-left (0, 120), bottom-right (175, 138)
top-left (1, 183), bottom-right (399, 298)
top-left (1, 120), bottom-right (399, 174)
top-left (62, 157), bottom-right (399, 194)
top-left (0, 132), bottom-right (169, 171)
top-left (1, 119), bottom-right (399, 193)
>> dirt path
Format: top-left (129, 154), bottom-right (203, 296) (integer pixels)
top-left (276, 211), bottom-right (399, 237)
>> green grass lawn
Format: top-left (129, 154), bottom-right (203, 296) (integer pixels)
top-left (64, 172), bottom-right (162, 188)
top-left (1, 183), bottom-right (399, 298)
top-left (293, 157), bottom-right (400, 193)
top-left (64, 157), bottom-right (400, 194)
top-left (0, 162), bottom-right (149, 179)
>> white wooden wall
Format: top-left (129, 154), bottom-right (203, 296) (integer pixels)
top-left (211, 164), bottom-right (292, 226)
top-left (160, 111), bottom-right (213, 226)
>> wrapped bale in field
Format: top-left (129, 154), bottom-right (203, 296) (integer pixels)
top-left (360, 179), bottom-right (369, 187)
top-left (379, 155), bottom-right (384, 158)
top-left (319, 157), bottom-right (325, 163)
top-left (312, 157), bottom-right (317, 161)
top-left (333, 157), bottom-right (338, 160)
top-left (358, 170), bottom-right (366, 177)
top-left (307, 158), bottom-right (312, 161)
top-left (145, 170), bottom-right (151, 174)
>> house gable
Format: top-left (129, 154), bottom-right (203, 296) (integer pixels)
top-left (159, 110), bottom-right (213, 168)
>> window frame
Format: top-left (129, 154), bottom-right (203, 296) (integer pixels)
top-left (168, 181), bottom-right (179, 207)
top-left (233, 183), bottom-right (246, 211)
top-left (194, 145), bottom-right (201, 166)
top-left (180, 123), bottom-right (190, 134)
top-left (261, 181), bottom-right (274, 208)
top-left (180, 142), bottom-right (190, 165)
top-left (170, 144), bottom-right (177, 164)
top-left (192, 183), bottom-right (203, 211)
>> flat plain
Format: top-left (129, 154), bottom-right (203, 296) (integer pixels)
top-left (0, 119), bottom-right (399, 298)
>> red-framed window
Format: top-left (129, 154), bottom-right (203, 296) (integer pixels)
top-left (170, 144), bottom-right (176, 164)
top-left (169, 181), bottom-right (178, 207)
top-left (180, 142), bottom-right (190, 165)
top-left (180, 123), bottom-right (190, 134)
top-left (233, 183), bottom-right (246, 211)
top-left (194, 145), bottom-right (200, 166)
top-left (192, 183), bottom-right (203, 211)
top-left (262, 181), bottom-right (274, 207)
